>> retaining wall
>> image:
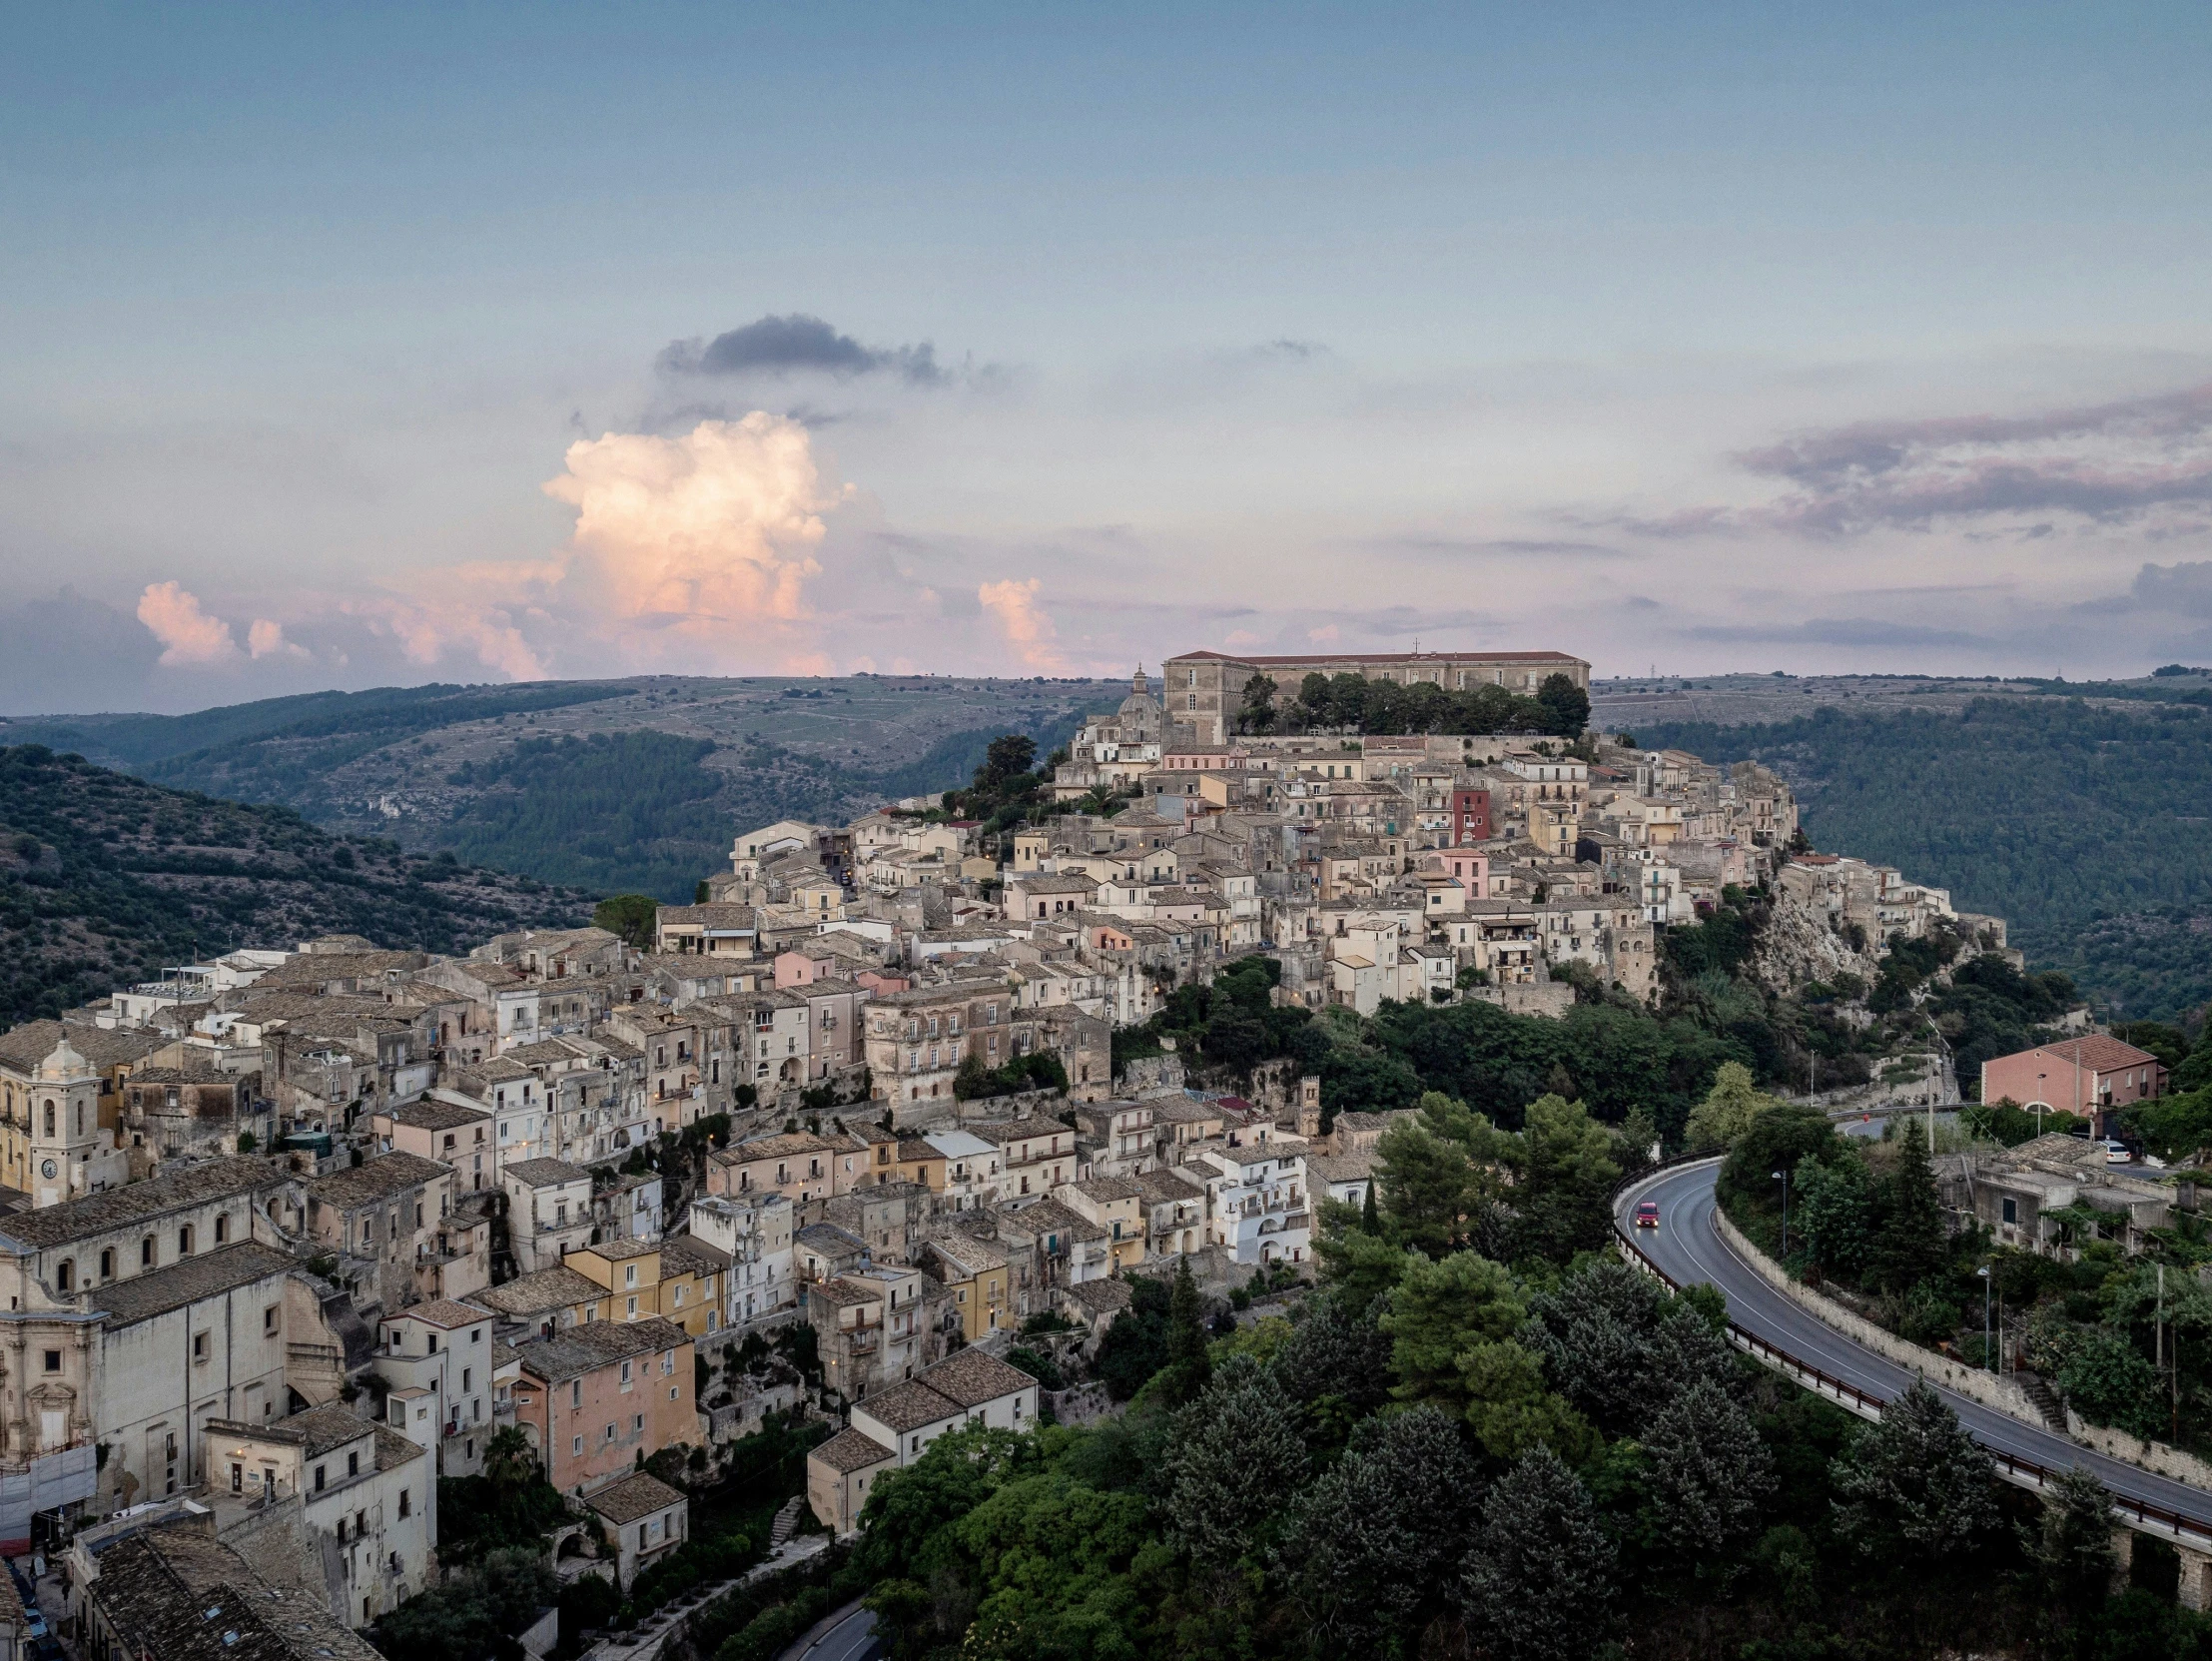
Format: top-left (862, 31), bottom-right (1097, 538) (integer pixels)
top-left (1713, 1204), bottom-right (2212, 1491)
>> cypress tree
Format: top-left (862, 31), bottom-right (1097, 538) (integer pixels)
top-left (1874, 1132), bottom-right (1947, 1293)
top-left (1167, 1255), bottom-right (1210, 1401)
top-left (1361, 1177), bottom-right (1381, 1236)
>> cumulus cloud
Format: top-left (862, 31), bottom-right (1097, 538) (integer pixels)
top-left (543, 415), bottom-right (844, 637)
top-left (978, 577), bottom-right (1068, 671)
top-left (136, 581), bottom-right (239, 666)
top-left (657, 314), bottom-right (947, 386)
top-left (342, 561), bottom-right (559, 682)
top-left (247, 618), bottom-right (308, 659)
top-left (1699, 382), bottom-right (2212, 537)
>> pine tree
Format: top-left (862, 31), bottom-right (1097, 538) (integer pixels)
top-left (1459, 1446), bottom-right (1616, 1661)
top-left (1360, 1177), bottom-right (1381, 1236)
top-left (2034, 1465), bottom-right (2117, 1615)
top-left (1163, 1361), bottom-right (1305, 1572)
top-left (1833, 1379), bottom-right (1999, 1560)
top-left (1639, 1376), bottom-right (1773, 1562)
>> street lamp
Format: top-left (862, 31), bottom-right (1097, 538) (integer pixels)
top-left (1774, 1169), bottom-right (1791, 1256)
top-left (1977, 1265), bottom-right (1992, 1371)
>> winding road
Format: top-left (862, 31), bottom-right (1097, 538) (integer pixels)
top-left (1616, 1159), bottom-right (2212, 1536)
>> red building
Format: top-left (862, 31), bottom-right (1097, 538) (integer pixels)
top-left (1450, 787), bottom-right (1491, 844)
top-left (1979, 1036), bottom-right (2167, 1134)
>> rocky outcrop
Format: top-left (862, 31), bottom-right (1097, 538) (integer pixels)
top-left (1751, 889), bottom-right (1881, 997)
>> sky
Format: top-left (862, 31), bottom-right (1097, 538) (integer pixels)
top-left (5, 3), bottom-right (2212, 713)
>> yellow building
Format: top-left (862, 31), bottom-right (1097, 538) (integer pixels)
top-left (924, 1234), bottom-right (1014, 1341)
top-left (563, 1237), bottom-right (732, 1338)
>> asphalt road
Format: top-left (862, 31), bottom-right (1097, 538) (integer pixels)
top-left (1617, 1160), bottom-right (2212, 1526)
top-left (789, 1606), bottom-right (879, 1661)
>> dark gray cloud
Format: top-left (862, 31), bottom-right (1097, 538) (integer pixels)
top-left (657, 313), bottom-right (948, 386)
top-left (2119, 559), bottom-right (2212, 619)
top-left (1734, 381), bottom-right (2212, 535)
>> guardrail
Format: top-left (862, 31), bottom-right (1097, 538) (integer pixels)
top-left (1611, 1157), bottom-right (2212, 1550)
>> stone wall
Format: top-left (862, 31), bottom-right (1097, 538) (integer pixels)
top-left (1714, 1205), bottom-right (2212, 1491)
top-left (1712, 1204), bottom-right (2047, 1423)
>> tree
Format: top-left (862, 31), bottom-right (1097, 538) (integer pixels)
top-left (1360, 1178), bottom-right (1380, 1236)
top-left (1235, 673), bottom-right (1278, 734)
top-left (1458, 1339), bottom-right (1597, 1463)
top-left (973, 733), bottom-right (1038, 794)
top-left (1274, 1406), bottom-right (1481, 1654)
top-left (1516, 1095), bottom-right (1621, 1261)
top-left (2056, 1330), bottom-right (2164, 1441)
top-left (1373, 1119), bottom-right (1482, 1257)
top-left (1312, 1226), bottom-right (1421, 1314)
top-left (1872, 1132), bottom-right (1947, 1294)
top-left (1163, 1256), bottom-right (1210, 1403)
top-left (1458, 1447), bottom-right (1616, 1661)
top-left (1536, 672), bottom-right (1592, 738)
top-left (1381, 1250), bottom-right (1526, 1413)
top-left (1792, 1149), bottom-right (1878, 1280)
top-left (592, 893), bottom-right (658, 949)
top-left (483, 1424), bottom-right (537, 1494)
top-left (1161, 1361), bottom-right (1306, 1573)
top-left (1685, 1061), bottom-right (1777, 1153)
top-left (1269, 1288), bottom-right (1394, 1436)
top-left (1831, 1380), bottom-right (1999, 1561)
top-left (1637, 1376), bottom-right (1773, 1563)
top-left (2032, 1465), bottom-right (2117, 1618)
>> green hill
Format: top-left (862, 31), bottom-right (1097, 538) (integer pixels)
top-left (0, 674), bottom-right (1106, 902)
top-left (0, 744), bottom-right (589, 1027)
top-left (1637, 698), bottom-right (2212, 1022)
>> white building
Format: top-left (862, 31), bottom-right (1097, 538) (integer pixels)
top-left (374, 1298), bottom-right (497, 1475)
top-left (1186, 1137), bottom-right (1311, 1266)
top-left (686, 1195), bottom-right (795, 1330)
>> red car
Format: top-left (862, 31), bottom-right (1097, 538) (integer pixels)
top-left (1634, 1201), bottom-right (1661, 1230)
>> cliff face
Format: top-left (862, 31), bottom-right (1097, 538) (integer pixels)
top-left (1750, 887), bottom-right (1883, 997)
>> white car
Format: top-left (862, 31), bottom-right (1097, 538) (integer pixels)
top-left (2102, 1140), bottom-right (2132, 1165)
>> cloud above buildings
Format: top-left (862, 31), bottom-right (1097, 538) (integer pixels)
top-left (657, 314), bottom-right (949, 387)
top-left (978, 577), bottom-right (1069, 672)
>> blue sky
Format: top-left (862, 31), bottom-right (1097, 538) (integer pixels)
top-left (5, 3), bottom-right (2212, 710)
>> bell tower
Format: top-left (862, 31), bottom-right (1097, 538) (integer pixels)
top-left (29, 1037), bottom-right (103, 1209)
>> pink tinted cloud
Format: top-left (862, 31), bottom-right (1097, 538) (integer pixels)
top-left (978, 577), bottom-right (1068, 671)
top-left (136, 581), bottom-right (239, 666)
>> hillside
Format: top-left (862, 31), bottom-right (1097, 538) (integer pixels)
top-left (0, 744), bottom-right (588, 1026)
top-left (0, 674), bottom-right (1113, 901)
top-left (1636, 698), bottom-right (2212, 1022)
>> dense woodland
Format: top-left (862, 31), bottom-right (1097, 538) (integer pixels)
top-left (1639, 698), bottom-right (2212, 1021)
top-left (0, 745), bottom-right (587, 1025)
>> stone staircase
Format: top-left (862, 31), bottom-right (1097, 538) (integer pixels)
top-left (769, 1494), bottom-right (805, 1549)
top-left (2018, 1371), bottom-right (2070, 1432)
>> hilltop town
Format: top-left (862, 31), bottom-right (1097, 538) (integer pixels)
top-left (0, 649), bottom-right (2041, 1659)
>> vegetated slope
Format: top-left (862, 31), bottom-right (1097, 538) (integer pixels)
top-left (0, 675), bottom-right (1106, 903)
top-left (0, 744), bottom-right (588, 1027)
top-left (1638, 699), bottom-right (2212, 1021)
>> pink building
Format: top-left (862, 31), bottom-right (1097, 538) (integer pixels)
top-left (1980, 1036), bottom-right (2167, 1132)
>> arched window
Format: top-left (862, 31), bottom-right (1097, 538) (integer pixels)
top-left (42, 1102), bottom-right (55, 1138)
top-left (98, 1248), bottom-right (113, 1280)
top-left (74, 1103), bottom-right (83, 1137)
top-left (215, 1214), bottom-right (229, 1244)
top-left (178, 1226), bottom-right (194, 1255)
top-left (141, 1236), bottom-right (155, 1266)
top-left (56, 1259), bottom-right (73, 1292)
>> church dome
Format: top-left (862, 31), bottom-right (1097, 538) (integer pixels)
top-left (1116, 666), bottom-right (1160, 732)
